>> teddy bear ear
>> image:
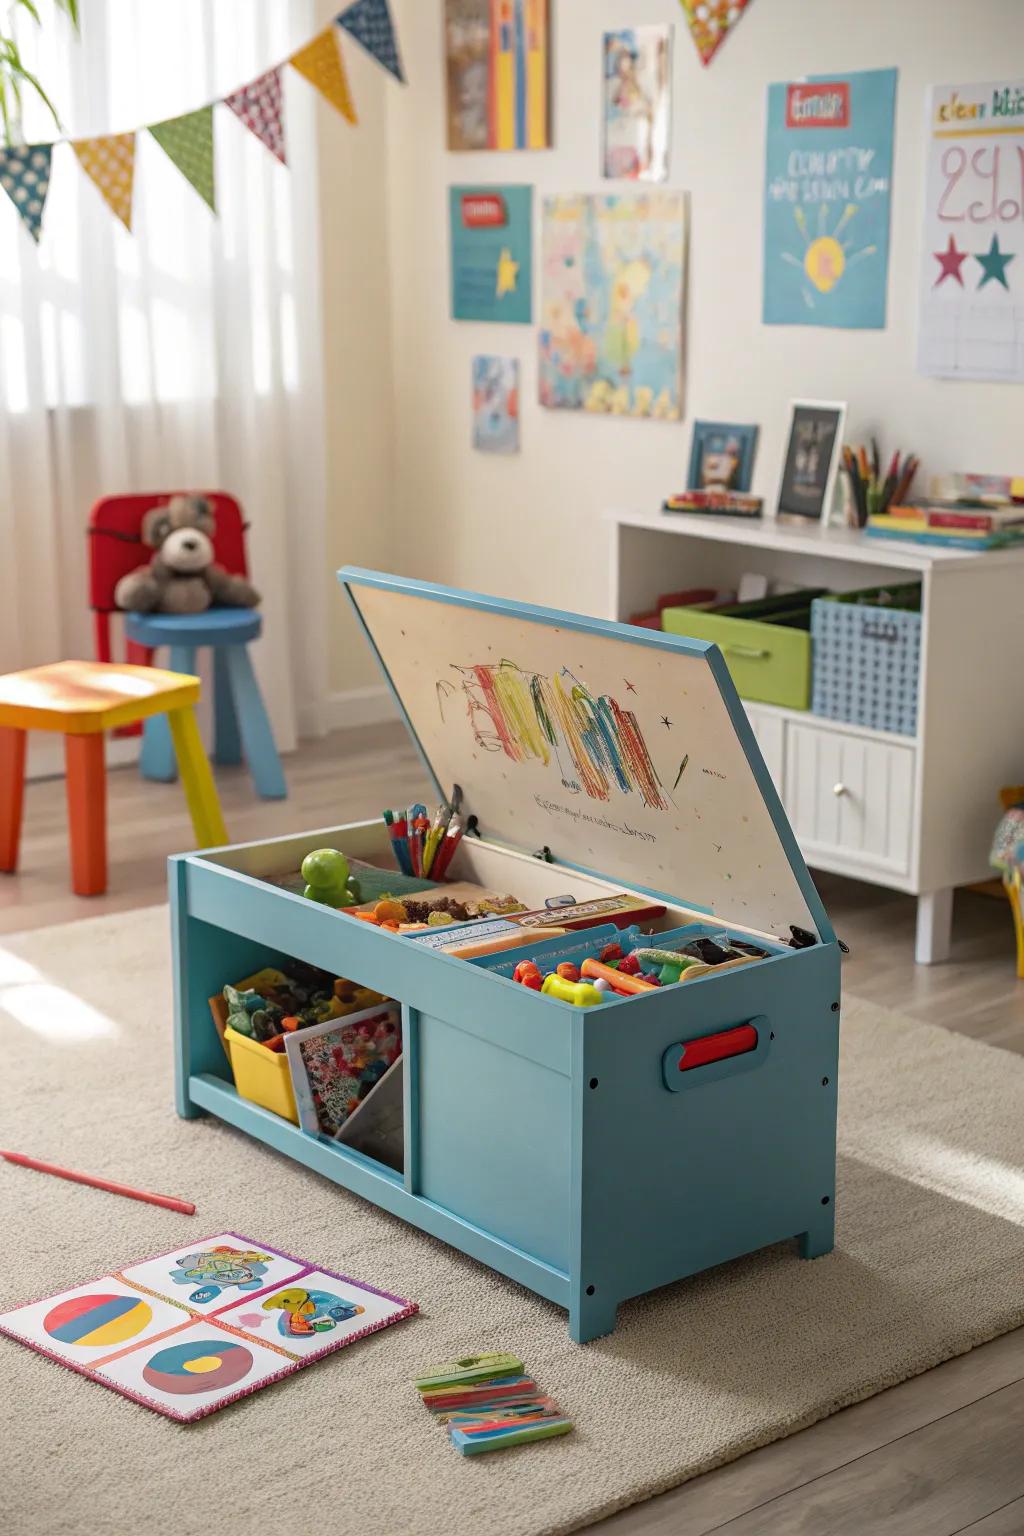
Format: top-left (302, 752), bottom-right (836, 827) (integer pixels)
top-left (141, 507), bottom-right (173, 548)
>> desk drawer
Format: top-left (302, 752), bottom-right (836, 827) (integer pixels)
top-left (783, 722), bottom-right (915, 875)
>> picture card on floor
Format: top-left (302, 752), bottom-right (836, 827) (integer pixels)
top-left (917, 80), bottom-right (1024, 382)
top-left (0, 1234), bottom-right (417, 1422)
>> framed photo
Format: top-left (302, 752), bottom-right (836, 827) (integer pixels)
top-left (687, 421), bottom-right (759, 493)
top-left (776, 400), bottom-right (846, 523)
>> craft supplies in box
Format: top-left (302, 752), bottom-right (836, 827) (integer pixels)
top-left (810, 583), bottom-right (922, 736)
top-left (173, 568), bottom-right (841, 1342)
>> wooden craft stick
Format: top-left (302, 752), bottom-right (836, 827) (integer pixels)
top-left (0, 1149), bottom-right (196, 1216)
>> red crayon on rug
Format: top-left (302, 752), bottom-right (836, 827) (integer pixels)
top-left (0, 1149), bottom-right (196, 1216)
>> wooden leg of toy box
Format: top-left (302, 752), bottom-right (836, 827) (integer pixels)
top-left (798, 1205), bottom-right (835, 1260)
top-left (569, 1287), bottom-right (619, 1344)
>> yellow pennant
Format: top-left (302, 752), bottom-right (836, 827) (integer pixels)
top-left (289, 27), bottom-right (357, 125)
top-left (72, 131), bottom-right (136, 230)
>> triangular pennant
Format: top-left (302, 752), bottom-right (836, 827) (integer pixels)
top-left (0, 144), bottom-right (52, 243)
top-left (148, 105), bottom-right (216, 213)
top-left (678, 0), bottom-right (753, 66)
top-left (337, 0), bottom-right (404, 83)
top-left (71, 132), bottom-right (136, 230)
top-left (289, 27), bottom-right (357, 124)
top-left (224, 66), bottom-right (287, 165)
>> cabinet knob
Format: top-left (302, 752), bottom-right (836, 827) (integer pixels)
top-left (833, 782), bottom-right (848, 797)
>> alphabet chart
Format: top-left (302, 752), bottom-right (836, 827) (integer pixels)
top-left (918, 80), bottom-right (1024, 382)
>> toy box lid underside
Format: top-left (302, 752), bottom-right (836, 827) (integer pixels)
top-left (339, 568), bottom-right (831, 942)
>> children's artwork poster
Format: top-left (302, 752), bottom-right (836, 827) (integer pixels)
top-left (450, 184), bottom-right (533, 324)
top-left (444, 0), bottom-right (550, 151)
top-left (472, 356), bottom-right (520, 453)
top-left (602, 27), bottom-right (672, 183)
top-left (918, 81), bottom-right (1024, 383)
top-left (539, 192), bottom-right (686, 421)
top-left (763, 68), bottom-right (897, 329)
top-left (0, 1234), bottom-right (417, 1422)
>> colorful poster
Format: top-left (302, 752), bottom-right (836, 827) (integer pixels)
top-left (450, 185), bottom-right (533, 323)
top-left (539, 192), bottom-right (685, 421)
top-left (472, 356), bottom-right (520, 452)
top-left (763, 68), bottom-right (897, 329)
top-left (444, 0), bottom-right (550, 151)
top-left (918, 81), bottom-right (1024, 383)
top-left (602, 27), bottom-right (672, 183)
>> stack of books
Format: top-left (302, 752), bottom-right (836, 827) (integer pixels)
top-left (867, 495), bottom-right (1024, 551)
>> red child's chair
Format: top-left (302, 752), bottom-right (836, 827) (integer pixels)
top-left (88, 493), bottom-right (285, 799)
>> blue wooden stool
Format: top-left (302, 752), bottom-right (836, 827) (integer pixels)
top-left (125, 609), bottom-right (286, 800)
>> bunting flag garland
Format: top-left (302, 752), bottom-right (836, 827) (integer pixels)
top-left (289, 27), bottom-right (358, 125)
top-left (678, 1), bottom-right (753, 67)
top-left (71, 132), bottom-right (136, 230)
top-left (0, 144), bottom-right (52, 243)
top-left (148, 106), bottom-right (216, 213)
top-left (224, 67), bottom-right (287, 166)
top-left (337, 0), bottom-right (404, 83)
top-left (0, 6), bottom-right (405, 245)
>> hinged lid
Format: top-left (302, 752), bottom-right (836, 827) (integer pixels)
top-left (339, 568), bottom-right (832, 941)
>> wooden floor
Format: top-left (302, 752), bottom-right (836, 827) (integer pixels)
top-left (3, 721), bottom-right (1024, 1534)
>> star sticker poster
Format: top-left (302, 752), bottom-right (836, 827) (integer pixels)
top-left (449, 185), bottom-right (533, 323)
top-left (918, 80), bottom-right (1024, 382)
top-left (763, 68), bottom-right (897, 329)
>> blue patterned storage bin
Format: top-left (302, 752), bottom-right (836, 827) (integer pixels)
top-left (811, 586), bottom-right (922, 737)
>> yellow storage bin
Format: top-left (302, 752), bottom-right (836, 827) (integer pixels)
top-left (224, 1025), bottom-right (299, 1124)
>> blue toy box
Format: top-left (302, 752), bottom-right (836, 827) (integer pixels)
top-left (171, 568), bottom-right (841, 1342)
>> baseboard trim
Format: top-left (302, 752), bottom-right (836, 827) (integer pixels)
top-left (300, 686), bottom-right (399, 738)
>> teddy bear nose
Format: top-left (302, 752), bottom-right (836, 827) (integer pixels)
top-left (182, 537), bottom-right (198, 551)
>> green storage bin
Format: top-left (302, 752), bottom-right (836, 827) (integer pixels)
top-left (661, 603), bottom-right (813, 710)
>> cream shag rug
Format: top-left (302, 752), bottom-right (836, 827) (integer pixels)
top-left (2, 907), bottom-right (1024, 1536)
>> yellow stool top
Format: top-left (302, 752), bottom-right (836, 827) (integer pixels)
top-left (0, 661), bottom-right (201, 735)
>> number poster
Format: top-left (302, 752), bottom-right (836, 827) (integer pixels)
top-left (918, 80), bottom-right (1024, 382)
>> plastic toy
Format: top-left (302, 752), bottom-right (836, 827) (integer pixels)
top-left (301, 848), bottom-right (362, 908)
top-left (580, 958), bottom-right (658, 995)
top-left (513, 960), bottom-right (543, 991)
top-left (541, 974), bottom-right (604, 1007)
top-left (633, 948), bottom-right (702, 985)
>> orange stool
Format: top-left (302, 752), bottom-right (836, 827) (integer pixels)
top-left (0, 661), bottom-right (228, 896)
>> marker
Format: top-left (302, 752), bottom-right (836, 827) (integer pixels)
top-left (1, 1149), bottom-right (195, 1216)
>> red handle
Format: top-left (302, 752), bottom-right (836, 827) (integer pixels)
top-left (677, 1023), bottom-right (758, 1072)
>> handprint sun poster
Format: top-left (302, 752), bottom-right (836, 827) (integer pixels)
top-left (539, 192), bottom-right (686, 422)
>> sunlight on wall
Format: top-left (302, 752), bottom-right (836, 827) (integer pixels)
top-left (0, 949), bottom-right (119, 1043)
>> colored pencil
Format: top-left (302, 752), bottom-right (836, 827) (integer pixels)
top-left (0, 1149), bottom-right (196, 1215)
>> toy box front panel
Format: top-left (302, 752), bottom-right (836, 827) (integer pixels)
top-left (342, 571), bottom-right (830, 941)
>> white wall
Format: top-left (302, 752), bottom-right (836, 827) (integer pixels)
top-left (382, 0), bottom-right (1024, 611)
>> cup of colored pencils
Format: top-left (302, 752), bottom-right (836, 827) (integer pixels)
top-left (843, 440), bottom-right (919, 528)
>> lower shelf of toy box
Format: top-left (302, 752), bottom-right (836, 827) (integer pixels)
top-left (172, 819), bottom-right (841, 1343)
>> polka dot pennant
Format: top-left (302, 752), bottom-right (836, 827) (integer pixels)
top-left (678, 1), bottom-right (753, 67)
top-left (225, 66), bottom-right (287, 165)
top-left (148, 106), bottom-right (216, 214)
top-left (289, 27), bottom-right (358, 126)
top-left (71, 132), bottom-right (136, 231)
top-left (336, 0), bottom-right (404, 84)
top-left (0, 144), bottom-right (53, 243)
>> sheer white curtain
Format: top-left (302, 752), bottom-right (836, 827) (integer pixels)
top-left (0, 0), bottom-right (330, 751)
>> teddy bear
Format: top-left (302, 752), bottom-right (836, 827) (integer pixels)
top-left (114, 495), bottom-right (260, 615)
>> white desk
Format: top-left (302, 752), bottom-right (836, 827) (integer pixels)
top-left (609, 510), bottom-right (1024, 963)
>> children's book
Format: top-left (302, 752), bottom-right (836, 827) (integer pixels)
top-left (285, 1003), bottom-right (402, 1136)
top-left (0, 1233), bottom-right (417, 1423)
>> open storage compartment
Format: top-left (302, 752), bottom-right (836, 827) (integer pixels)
top-left (171, 568), bottom-right (842, 1342)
